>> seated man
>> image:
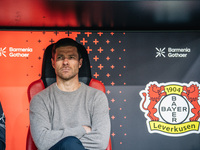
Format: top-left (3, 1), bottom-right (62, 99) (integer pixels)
top-left (30, 38), bottom-right (111, 150)
top-left (0, 102), bottom-right (5, 150)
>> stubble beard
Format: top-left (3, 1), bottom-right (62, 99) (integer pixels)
top-left (57, 67), bottom-right (79, 82)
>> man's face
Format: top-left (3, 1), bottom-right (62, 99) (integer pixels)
top-left (51, 46), bottom-right (82, 82)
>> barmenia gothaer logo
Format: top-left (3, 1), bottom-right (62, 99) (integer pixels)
top-left (139, 81), bottom-right (200, 137)
top-left (155, 47), bottom-right (191, 58)
top-left (0, 47), bottom-right (33, 58)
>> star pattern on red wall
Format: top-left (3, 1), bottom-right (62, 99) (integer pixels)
top-left (76, 31), bottom-right (127, 146)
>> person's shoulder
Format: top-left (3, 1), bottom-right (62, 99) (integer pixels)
top-left (30, 83), bottom-right (57, 109)
top-left (38, 82), bottom-right (56, 94)
top-left (31, 83), bottom-right (56, 102)
top-left (81, 82), bottom-right (104, 94)
top-left (81, 82), bottom-right (107, 101)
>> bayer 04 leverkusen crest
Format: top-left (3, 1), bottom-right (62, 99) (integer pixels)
top-left (139, 81), bottom-right (200, 137)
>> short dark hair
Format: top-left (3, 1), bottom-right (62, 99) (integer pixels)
top-left (52, 38), bottom-right (82, 60)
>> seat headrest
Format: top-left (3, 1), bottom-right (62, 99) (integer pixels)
top-left (41, 42), bottom-right (92, 87)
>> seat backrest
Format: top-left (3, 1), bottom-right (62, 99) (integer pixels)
top-left (27, 41), bottom-right (111, 150)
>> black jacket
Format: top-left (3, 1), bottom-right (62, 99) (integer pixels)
top-left (0, 102), bottom-right (5, 148)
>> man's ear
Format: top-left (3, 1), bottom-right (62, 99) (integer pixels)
top-left (79, 58), bottom-right (83, 68)
top-left (51, 58), bottom-right (55, 69)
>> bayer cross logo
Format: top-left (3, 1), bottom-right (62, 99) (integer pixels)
top-left (0, 47), bottom-right (6, 57)
top-left (159, 94), bottom-right (189, 124)
top-left (155, 47), bottom-right (166, 58)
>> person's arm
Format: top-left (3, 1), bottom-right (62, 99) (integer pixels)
top-left (0, 102), bottom-right (5, 150)
top-left (80, 92), bottom-right (111, 150)
top-left (30, 94), bottom-right (86, 150)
